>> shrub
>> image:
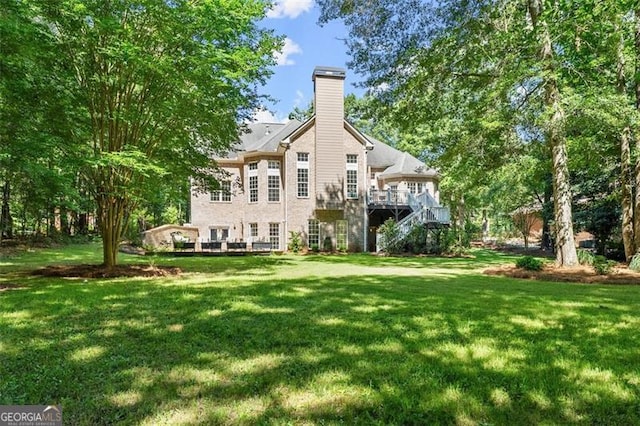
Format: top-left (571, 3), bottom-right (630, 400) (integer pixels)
top-left (405, 223), bottom-right (428, 254)
top-left (516, 256), bottom-right (543, 271)
top-left (593, 255), bottom-right (616, 275)
top-left (288, 231), bottom-right (303, 253)
top-left (378, 218), bottom-right (403, 254)
top-left (630, 253), bottom-right (640, 272)
top-left (577, 249), bottom-right (595, 266)
top-left (322, 236), bottom-right (333, 252)
top-left (310, 244), bottom-right (319, 253)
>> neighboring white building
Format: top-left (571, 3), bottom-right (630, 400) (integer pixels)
top-left (190, 66), bottom-right (448, 252)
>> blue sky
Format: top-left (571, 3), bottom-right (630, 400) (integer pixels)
top-left (254, 0), bottom-right (365, 122)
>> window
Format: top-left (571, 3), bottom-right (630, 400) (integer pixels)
top-left (308, 219), bottom-right (319, 249)
top-left (417, 182), bottom-right (425, 194)
top-left (408, 182), bottom-right (417, 194)
top-left (346, 154), bottom-right (358, 199)
top-left (297, 152), bottom-right (309, 198)
top-left (248, 162), bottom-right (258, 203)
top-left (210, 227), bottom-right (229, 241)
top-left (336, 220), bottom-right (347, 251)
top-left (269, 223), bottom-right (280, 250)
top-left (249, 223), bottom-right (258, 239)
top-left (268, 161), bottom-right (280, 202)
top-left (210, 181), bottom-right (231, 202)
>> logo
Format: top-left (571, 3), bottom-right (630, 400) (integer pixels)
top-left (0, 405), bottom-right (62, 426)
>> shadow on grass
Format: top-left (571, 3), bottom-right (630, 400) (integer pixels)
top-left (1, 269), bottom-right (640, 424)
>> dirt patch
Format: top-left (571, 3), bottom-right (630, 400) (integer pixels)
top-left (485, 264), bottom-right (640, 285)
top-left (32, 264), bottom-right (181, 279)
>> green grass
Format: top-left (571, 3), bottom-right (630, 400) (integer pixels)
top-left (1, 244), bottom-right (640, 425)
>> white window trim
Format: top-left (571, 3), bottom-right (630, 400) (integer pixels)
top-left (346, 155), bottom-right (358, 199)
top-left (248, 163), bottom-right (258, 204)
top-left (267, 160), bottom-right (281, 203)
top-left (297, 153), bottom-right (310, 199)
top-left (210, 180), bottom-right (232, 203)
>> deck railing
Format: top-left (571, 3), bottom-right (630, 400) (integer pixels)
top-left (368, 189), bottom-right (411, 206)
top-left (374, 190), bottom-right (451, 251)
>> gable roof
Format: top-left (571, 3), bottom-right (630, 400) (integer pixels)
top-left (220, 120), bottom-right (438, 180)
top-left (366, 135), bottom-right (438, 178)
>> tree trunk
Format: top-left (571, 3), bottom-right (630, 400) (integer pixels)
top-left (618, 23), bottom-right (635, 261)
top-left (622, 128), bottom-right (635, 260)
top-left (97, 183), bottom-right (129, 268)
top-left (537, 4), bottom-right (578, 266)
top-left (1, 180), bottom-right (13, 240)
top-left (540, 176), bottom-right (553, 251)
top-left (634, 8), bottom-right (640, 251)
top-left (98, 196), bottom-right (120, 268)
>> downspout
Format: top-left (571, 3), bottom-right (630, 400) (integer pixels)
top-left (363, 147), bottom-right (368, 252)
top-left (280, 138), bottom-right (291, 252)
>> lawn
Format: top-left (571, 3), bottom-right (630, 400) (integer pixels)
top-left (1, 244), bottom-right (639, 425)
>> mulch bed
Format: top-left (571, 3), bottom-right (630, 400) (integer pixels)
top-left (484, 264), bottom-right (640, 285)
top-left (32, 264), bottom-right (181, 279)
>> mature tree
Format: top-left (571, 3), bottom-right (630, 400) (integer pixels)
top-left (317, 0), bottom-right (640, 266)
top-left (1, 0), bottom-right (86, 241)
top-left (32, 0), bottom-right (280, 266)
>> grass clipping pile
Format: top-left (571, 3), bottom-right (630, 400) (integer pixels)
top-left (485, 263), bottom-right (640, 285)
top-left (33, 264), bottom-right (181, 279)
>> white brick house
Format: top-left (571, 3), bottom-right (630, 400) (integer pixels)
top-left (189, 66), bottom-right (446, 252)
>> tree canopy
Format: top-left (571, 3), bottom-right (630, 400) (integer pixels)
top-left (318, 0), bottom-right (640, 265)
top-left (2, 0), bottom-right (281, 266)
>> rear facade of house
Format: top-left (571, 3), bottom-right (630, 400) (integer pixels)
top-left (190, 66), bottom-right (446, 252)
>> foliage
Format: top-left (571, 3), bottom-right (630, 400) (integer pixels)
top-left (404, 223), bottom-right (429, 254)
top-left (377, 218), bottom-right (403, 254)
top-left (629, 253), bottom-right (640, 272)
top-left (317, 0), bottom-right (640, 266)
top-left (577, 249), bottom-right (596, 267)
top-left (287, 231), bottom-right (303, 253)
top-left (19, 0), bottom-right (281, 266)
top-left (573, 196), bottom-right (621, 256)
top-left (515, 256), bottom-right (544, 271)
top-left (593, 256), bottom-right (617, 275)
top-left (322, 236), bottom-right (333, 252)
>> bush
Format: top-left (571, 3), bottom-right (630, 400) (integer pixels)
top-left (516, 256), bottom-right (543, 271)
top-left (577, 249), bottom-right (595, 266)
top-left (322, 236), bottom-right (333, 252)
top-left (405, 223), bottom-right (428, 254)
top-left (378, 218), bottom-right (403, 254)
top-left (288, 231), bottom-right (303, 253)
top-left (593, 255), bottom-right (616, 275)
top-left (629, 253), bottom-right (640, 272)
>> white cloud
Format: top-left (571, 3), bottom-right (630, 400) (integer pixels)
top-left (251, 107), bottom-right (289, 123)
top-left (267, 0), bottom-right (314, 19)
top-left (293, 89), bottom-right (305, 107)
top-left (274, 37), bottom-right (302, 66)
